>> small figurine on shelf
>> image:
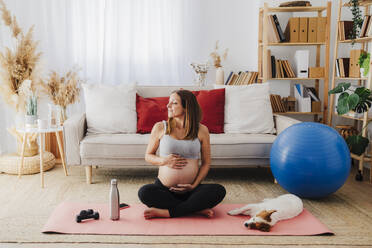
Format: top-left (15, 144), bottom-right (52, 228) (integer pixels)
top-left (190, 62), bottom-right (209, 87)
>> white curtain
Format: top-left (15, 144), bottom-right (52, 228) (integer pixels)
top-left (0, 0), bottom-right (207, 154)
top-left (0, 0), bottom-right (260, 154)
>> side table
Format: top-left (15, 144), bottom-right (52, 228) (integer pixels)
top-left (17, 126), bottom-right (68, 188)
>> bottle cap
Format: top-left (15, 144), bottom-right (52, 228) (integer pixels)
top-left (111, 179), bottom-right (117, 185)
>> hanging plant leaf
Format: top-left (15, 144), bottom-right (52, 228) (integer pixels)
top-left (346, 135), bottom-right (369, 156)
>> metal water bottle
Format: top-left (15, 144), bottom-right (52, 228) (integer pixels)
top-left (110, 179), bottom-right (120, 220)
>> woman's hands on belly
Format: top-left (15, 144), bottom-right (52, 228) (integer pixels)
top-left (158, 157), bottom-right (199, 188)
top-left (162, 154), bottom-right (187, 169)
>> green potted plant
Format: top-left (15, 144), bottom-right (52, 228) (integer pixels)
top-left (359, 52), bottom-right (370, 77)
top-left (329, 82), bottom-right (372, 156)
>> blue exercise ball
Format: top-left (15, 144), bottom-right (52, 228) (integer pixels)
top-left (270, 122), bottom-right (351, 198)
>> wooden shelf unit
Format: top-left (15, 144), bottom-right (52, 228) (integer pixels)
top-left (335, 77), bottom-right (368, 80)
top-left (328, 0), bottom-right (372, 183)
top-left (258, 77), bottom-right (325, 80)
top-left (259, 2), bottom-right (331, 123)
top-left (259, 42), bottom-right (326, 46)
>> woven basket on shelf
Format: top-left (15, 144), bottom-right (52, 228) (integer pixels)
top-left (0, 151), bottom-right (55, 175)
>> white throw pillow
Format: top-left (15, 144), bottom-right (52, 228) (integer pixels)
top-left (215, 83), bottom-right (275, 134)
top-left (82, 83), bottom-right (137, 133)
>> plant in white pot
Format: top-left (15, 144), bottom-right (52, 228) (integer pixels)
top-left (210, 40), bottom-right (228, 85)
top-left (359, 52), bottom-right (370, 77)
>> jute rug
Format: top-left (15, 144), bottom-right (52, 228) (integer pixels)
top-left (0, 164), bottom-right (372, 246)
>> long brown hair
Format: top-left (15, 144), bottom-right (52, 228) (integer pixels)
top-left (166, 90), bottom-right (202, 140)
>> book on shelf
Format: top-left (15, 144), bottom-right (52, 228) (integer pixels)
top-left (270, 94), bottom-right (286, 113)
top-left (268, 15), bottom-right (280, 43)
top-left (225, 71), bottom-right (233, 85)
top-left (306, 87), bottom-right (320, 102)
top-left (336, 58), bottom-right (350, 77)
top-left (225, 71), bottom-right (259, 85)
top-left (271, 14), bottom-right (286, 42)
top-left (360, 15), bottom-right (371, 37)
top-left (270, 55), bottom-right (295, 78)
top-left (339, 21), bottom-right (354, 40)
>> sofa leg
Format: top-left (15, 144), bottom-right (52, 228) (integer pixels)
top-left (85, 166), bottom-right (92, 184)
top-left (274, 178), bottom-right (278, 184)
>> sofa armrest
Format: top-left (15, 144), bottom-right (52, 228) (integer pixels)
top-left (63, 113), bottom-right (86, 165)
top-left (273, 114), bottom-right (301, 135)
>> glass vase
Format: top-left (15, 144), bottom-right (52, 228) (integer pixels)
top-left (48, 104), bottom-right (61, 128)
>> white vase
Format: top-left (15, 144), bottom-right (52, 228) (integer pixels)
top-left (360, 68), bottom-right (364, 77)
top-left (216, 67), bottom-right (224, 85)
top-left (25, 114), bottom-right (37, 128)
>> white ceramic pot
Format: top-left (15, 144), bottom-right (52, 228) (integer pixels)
top-left (25, 114), bottom-right (37, 127)
top-left (216, 67), bottom-right (224, 85)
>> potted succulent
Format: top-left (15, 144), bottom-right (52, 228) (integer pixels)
top-left (359, 52), bottom-right (370, 77)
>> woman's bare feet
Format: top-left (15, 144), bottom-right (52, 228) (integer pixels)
top-left (195, 208), bottom-right (214, 218)
top-left (144, 208), bottom-right (170, 219)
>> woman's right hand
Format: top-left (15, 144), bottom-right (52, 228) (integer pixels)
top-left (162, 154), bottom-right (187, 169)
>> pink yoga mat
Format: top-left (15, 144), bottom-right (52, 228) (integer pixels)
top-left (42, 202), bottom-right (333, 236)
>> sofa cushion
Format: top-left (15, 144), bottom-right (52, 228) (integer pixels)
top-left (136, 94), bottom-right (168, 134)
top-left (80, 132), bottom-right (275, 159)
top-left (82, 83), bottom-right (137, 134)
top-left (193, 88), bottom-right (225, 133)
top-left (215, 83), bottom-right (275, 134)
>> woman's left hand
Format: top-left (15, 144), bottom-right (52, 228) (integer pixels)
top-left (169, 184), bottom-right (196, 193)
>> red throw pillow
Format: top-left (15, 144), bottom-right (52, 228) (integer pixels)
top-left (136, 94), bottom-right (169, 134)
top-left (193, 88), bottom-right (225, 133)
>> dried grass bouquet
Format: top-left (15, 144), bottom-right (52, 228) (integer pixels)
top-left (0, 0), bottom-right (42, 112)
top-left (42, 69), bottom-right (82, 121)
top-left (209, 40), bottom-right (228, 68)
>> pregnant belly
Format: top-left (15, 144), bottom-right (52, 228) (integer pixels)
top-left (158, 159), bottom-right (199, 188)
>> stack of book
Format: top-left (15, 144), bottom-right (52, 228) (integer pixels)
top-left (270, 94), bottom-right (286, 113)
top-left (225, 71), bottom-right (259, 85)
top-left (335, 50), bottom-right (365, 78)
top-left (339, 16), bottom-right (372, 41)
top-left (335, 58), bottom-right (350, 77)
top-left (269, 53), bottom-right (296, 78)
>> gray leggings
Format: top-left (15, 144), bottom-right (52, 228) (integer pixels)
top-left (138, 178), bottom-right (226, 217)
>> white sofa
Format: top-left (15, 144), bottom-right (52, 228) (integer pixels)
top-left (63, 85), bottom-right (301, 184)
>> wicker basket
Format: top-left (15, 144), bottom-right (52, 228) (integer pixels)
top-left (0, 152), bottom-right (55, 175)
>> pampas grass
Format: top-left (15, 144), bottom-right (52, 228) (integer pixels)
top-left (0, 0), bottom-right (42, 112)
top-left (42, 69), bottom-right (82, 121)
top-left (210, 40), bottom-right (228, 68)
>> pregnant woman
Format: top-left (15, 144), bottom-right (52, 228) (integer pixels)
top-left (138, 89), bottom-right (226, 219)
